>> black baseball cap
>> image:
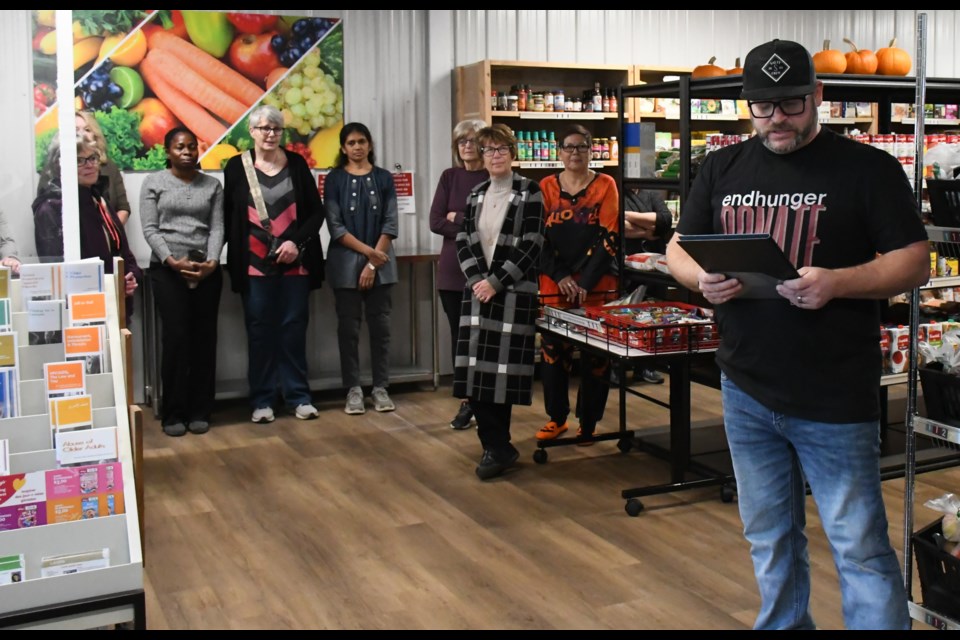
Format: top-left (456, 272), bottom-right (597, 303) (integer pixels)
top-left (741, 39), bottom-right (817, 101)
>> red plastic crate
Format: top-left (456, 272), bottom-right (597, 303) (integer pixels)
top-left (583, 301), bottom-right (719, 353)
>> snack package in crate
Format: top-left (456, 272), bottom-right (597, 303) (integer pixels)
top-left (583, 301), bottom-right (718, 353)
top-left (914, 493), bottom-right (960, 619)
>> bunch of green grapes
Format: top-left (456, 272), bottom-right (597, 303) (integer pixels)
top-left (262, 49), bottom-right (343, 137)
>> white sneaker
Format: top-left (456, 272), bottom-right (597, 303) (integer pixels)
top-left (295, 403), bottom-right (319, 420)
top-left (371, 387), bottom-right (395, 412)
top-left (252, 407), bottom-right (275, 423)
top-left (345, 387), bottom-right (365, 415)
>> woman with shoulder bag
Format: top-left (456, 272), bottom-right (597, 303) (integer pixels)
top-left (223, 105), bottom-right (326, 424)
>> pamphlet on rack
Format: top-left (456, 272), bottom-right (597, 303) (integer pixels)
top-left (67, 291), bottom-right (107, 326)
top-left (0, 266), bottom-right (10, 300)
top-left (18, 263), bottom-right (61, 307)
top-left (60, 258), bottom-right (104, 306)
top-left (55, 426), bottom-right (119, 468)
top-left (0, 299), bottom-right (11, 333)
top-left (64, 325), bottom-right (108, 374)
top-left (44, 360), bottom-right (86, 400)
top-left (40, 548), bottom-right (110, 578)
top-left (0, 470), bottom-right (46, 531)
top-left (0, 553), bottom-right (24, 584)
top-left (0, 333), bottom-right (20, 419)
top-left (49, 395), bottom-right (93, 447)
top-left (26, 298), bottom-right (64, 345)
top-left (46, 462), bottom-right (124, 522)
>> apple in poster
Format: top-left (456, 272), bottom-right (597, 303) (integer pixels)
top-left (228, 32), bottom-right (283, 86)
top-left (130, 97), bottom-right (181, 149)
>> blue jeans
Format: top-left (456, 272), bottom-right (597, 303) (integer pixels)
top-left (721, 373), bottom-right (909, 630)
top-left (242, 276), bottom-right (312, 409)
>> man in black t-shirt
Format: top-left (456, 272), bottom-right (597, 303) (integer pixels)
top-left (667, 39), bottom-right (930, 630)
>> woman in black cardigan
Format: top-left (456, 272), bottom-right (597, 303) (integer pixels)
top-left (222, 105), bottom-right (326, 424)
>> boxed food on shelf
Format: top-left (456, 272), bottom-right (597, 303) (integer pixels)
top-left (583, 301), bottom-right (718, 353)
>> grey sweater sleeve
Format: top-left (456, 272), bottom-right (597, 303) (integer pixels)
top-left (139, 173), bottom-right (171, 263)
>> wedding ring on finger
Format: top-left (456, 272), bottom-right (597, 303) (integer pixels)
top-left (797, 295), bottom-right (804, 304)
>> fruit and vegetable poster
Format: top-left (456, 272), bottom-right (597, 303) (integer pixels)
top-left (32, 10), bottom-right (344, 173)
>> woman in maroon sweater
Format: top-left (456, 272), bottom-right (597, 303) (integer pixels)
top-left (429, 119), bottom-right (488, 430)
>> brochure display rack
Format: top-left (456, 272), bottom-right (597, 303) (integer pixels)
top-left (0, 270), bottom-right (144, 630)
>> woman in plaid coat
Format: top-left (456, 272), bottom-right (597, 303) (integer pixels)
top-left (453, 124), bottom-right (544, 480)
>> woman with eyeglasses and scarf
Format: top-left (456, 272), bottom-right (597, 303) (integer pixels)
top-left (32, 135), bottom-right (141, 315)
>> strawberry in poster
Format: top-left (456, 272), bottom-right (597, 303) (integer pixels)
top-left (33, 11), bottom-right (343, 173)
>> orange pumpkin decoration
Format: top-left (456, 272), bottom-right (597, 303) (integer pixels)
top-left (877, 38), bottom-right (912, 76)
top-left (726, 57), bottom-right (743, 75)
top-left (812, 39), bottom-right (846, 74)
top-left (692, 56), bottom-right (727, 78)
top-left (842, 38), bottom-right (878, 75)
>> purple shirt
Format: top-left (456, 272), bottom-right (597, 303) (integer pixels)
top-left (429, 166), bottom-right (488, 291)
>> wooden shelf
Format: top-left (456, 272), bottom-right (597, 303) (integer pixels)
top-left (895, 117), bottom-right (960, 126)
top-left (820, 116), bottom-right (875, 124)
top-left (493, 111), bottom-right (616, 120)
top-left (455, 58), bottom-right (630, 182)
top-left (512, 160), bottom-right (617, 169)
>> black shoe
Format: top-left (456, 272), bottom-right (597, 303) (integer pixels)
top-left (450, 401), bottom-right (474, 430)
top-left (162, 422), bottom-right (187, 437)
top-left (475, 445), bottom-right (520, 480)
top-left (639, 368), bottom-right (664, 384)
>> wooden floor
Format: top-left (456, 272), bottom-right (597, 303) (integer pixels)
top-left (141, 374), bottom-right (958, 629)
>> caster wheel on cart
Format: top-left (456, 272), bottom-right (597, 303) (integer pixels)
top-left (617, 438), bottom-right (633, 453)
top-left (625, 499), bottom-right (645, 516)
top-left (720, 484), bottom-right (736, 503)
top-left (533, 449), bottom-right (548, 464)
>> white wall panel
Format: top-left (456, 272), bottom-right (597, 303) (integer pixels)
top-left (515, 11), bottom-right (548, 61)
top-left (0, 12), bottom-right (41, 265)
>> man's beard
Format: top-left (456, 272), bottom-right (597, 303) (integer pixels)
top-left (758, 116), bottom-right (817, 154)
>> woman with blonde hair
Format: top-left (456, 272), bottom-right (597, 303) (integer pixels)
top-left (429, 118), bottom-right (487, 430)
top-left (76, 110), bottom-right (131, 224)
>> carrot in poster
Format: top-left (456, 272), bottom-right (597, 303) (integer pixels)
top-left (140, 53), bottom-right (226, 146)
top-left (144, 49), bottom-right (247, 123)
top-left (149, 31), bottom-right (263, 106)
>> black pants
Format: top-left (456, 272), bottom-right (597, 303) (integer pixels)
top-left (472, 400), bottom-right (512, 451)
top-left (333, 285), bottom-right (393, 389)
top-left (150, 264), bottom-right (222, 424)
top-left (439, 289), bottom-right (463, 371)
top-left (540, 333), bottom-right (610, 430)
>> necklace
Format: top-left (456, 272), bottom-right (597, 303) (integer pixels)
top-left (255, 153), bottom-right (284, 174)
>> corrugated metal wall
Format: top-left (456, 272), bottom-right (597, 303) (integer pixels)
top-left (1, 10), bottom-right (958, 259)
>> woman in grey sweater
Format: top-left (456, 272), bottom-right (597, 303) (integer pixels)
top-left (140, 127), bottom-right (224, 437)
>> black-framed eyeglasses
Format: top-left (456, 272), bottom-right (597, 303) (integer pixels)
top-left (254, 126), bottom-right (283, 136)
top-left (457, 138), bottom-right (477, 147)
top-left (77, 153), bottom-right (100, 167)
top-left (748, 96), bottom-right (808, 118)
top-left (560, 143), bottom-right (591, 154)
top-left (480, 145), bottom-right (511, 157)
